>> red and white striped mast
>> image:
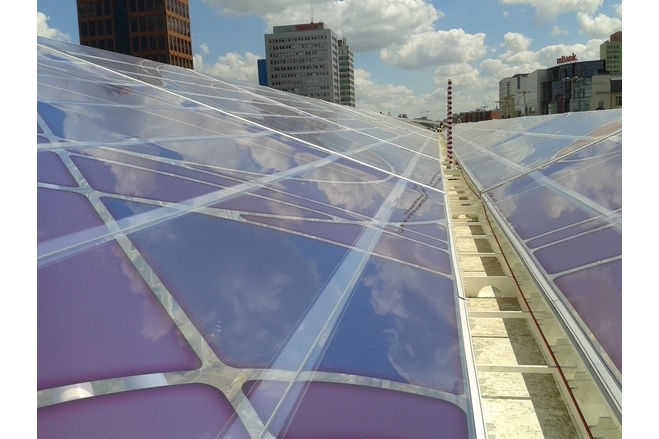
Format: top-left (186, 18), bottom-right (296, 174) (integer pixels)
top-left (446, 79), bottom-right (454, 168)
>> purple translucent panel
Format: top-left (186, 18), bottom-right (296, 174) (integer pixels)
top-left (555, 260), bottom-right (621, 372)
top-left (244, 380), bottom-right (469, 439)
top-left (238, 102), bottom-right (304, 117)
top-left (467, 137), bottom-right (571, 188)
top-left (374, 232), bottom-right (452, 275)
top-left (38, 122), bottom-right (44, 133)
top-left (241, 215), bottom-right (364, 247)
top-left (134, 134), bottom-right (325, 175)
top-left (526, 113), bottom-right (576, 134)
top-left (37, 188), bottom-right (104, 243)
top-left (251, 187), bottom-right (370, 222)
top-left (331, 156), bottom-right (390, 181)
top-left (111, 141), bottom-right (186, 161)
top-left (488, 177), bottom-right (592, 240)
top-left (318, 257), bottom-right (462, 393)
top-left (38, 76), bottom-right (182, 109)
top-left (389, 183), bottom-right (446, 223)
top-left (212, 194), bottom-right (332, 220)
top-left (400, 223), bottom-right (449, 243)
top-left (189, 164), bottom-right (254, 184)
top-left (244, 115), bottom-right (335, 133)
top-left (460, 153), bottom-right (519, 191)
top-left (38, 240), bottom-right (201, 390)
top-left (127, 210), bottom-right (349, 368)
top-left (526, 218), bottom-right (607, 248)
top-left (298, 132), bottom-right (362, 153)
top-left (100, 197), bottom-right (164, 221)
top-left (533, 227), bottom-right (621, 274)
top-left (294, 157), bottom-right (389, 187)
top-left (494, 137), bottom-right (573, 168)
top-left (409, 164), bottom-right (444, 191)
top-left (274, 178), bottom-right (391, 218)
top-left (37, 101), bottom-right (135, 143)
top-left (384, 225), bottom-right (449, 251)
top-left (553, 112), bottom-right (622, 137)
top-left (71, 156), bottom-right (220, 203)
top-left (39, 101), bottom-right (252, 143)
top-left (73, 148), bottom-right (236, 188)
top-left (538, 139), bottom-right (622, 211)
top-left (37, 384), bottom-right (250, 439)
top-left (354, 144), bottom-right (417, 175)
top-left (38, 136), bottom-right (50, 144)
top-left (37, 152), bottom-right (78, 187)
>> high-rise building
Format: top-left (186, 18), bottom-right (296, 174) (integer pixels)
top-left (600, 31), bottom-right (622, 74)
top-left (338, 38), bottom-right (355, 107)
top-left (76, 0), bottom-right (193, 68)
top-left (264, 22), bottom-right (346, 104)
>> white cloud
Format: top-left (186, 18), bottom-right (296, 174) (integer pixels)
top-left (477, 37), bottom-right (605, 81)
top-left (37, 12), bottom-right (71, 42)
top-left (551, 25), bottom-right (570, 37)
top-left (576, 12), bottom-right (622, 38)
top-left (502, 32), bottom-right (532, 53)
top-left (199, 43), bottom-right (210, 56)
top-left (432, 63), bottom-right (499, 113)
top-left (194, 52), bottom-right (261, 84)
top-left (380, 29), bottom-right (487, 70)
top-left (354, 69), bottom-right (438, 116)
top-left (205, 0), bottom-right (442, 53)
top-left (500, 0), bottom-right (602, 21)
top-left (614, 3), bottom-right (622, 18)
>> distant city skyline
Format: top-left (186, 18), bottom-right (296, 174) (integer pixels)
top-left (37, 0), bottom-right (623, 116)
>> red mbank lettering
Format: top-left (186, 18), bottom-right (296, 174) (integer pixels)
top-left (557, 53), bottom-right (578, 64)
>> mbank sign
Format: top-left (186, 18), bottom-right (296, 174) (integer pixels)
top-left (557, 53), bottom-right (578, 65)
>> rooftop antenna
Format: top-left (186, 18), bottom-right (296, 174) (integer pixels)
top-left (311, 1), bottom-right (314, 23)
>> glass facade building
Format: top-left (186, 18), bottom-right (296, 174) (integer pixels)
top-left (76, 0), bottom-right (194, 68)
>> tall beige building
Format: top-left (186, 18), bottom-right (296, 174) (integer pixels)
top-left (600, 31), bottom-right (622, 74)
top-left (264, 22), bottom-right (347, 104)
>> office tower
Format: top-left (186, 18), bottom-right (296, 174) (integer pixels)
top-left (76, 0), bottom-right (193, 68)
top-left (338, 38), bottom-right (355, 107)
top-left (264, 22), bottom-right (342, 104)
top-left (600, 31), bottom-right (622, 74)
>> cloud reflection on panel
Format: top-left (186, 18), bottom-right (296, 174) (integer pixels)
top-left (541, 138), bottom-right (622, 211)
top-left (37, 93), bottom-right (256, 144)
top-left (318, 256), bottom-right (464, 395)
top-left (488, 138), bottom-right (621, 241)
top-left (117, 207), bottom-right (351, 369)
top-left (555, 260), bottom-right (621, 372)
top-left (161, 135), bottom-right (326, 176)
top-left (490, 181), bottom-right (588, 241)
top-left (291, 158), bottom-right (393, 215)
top-left (66, 137), bottom-right (330, 205)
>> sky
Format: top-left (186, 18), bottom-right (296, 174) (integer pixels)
top-left (36, 0), bottom-right (622, 117)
